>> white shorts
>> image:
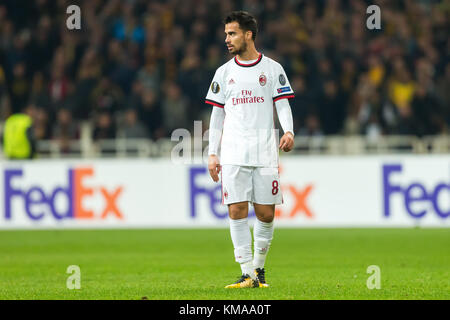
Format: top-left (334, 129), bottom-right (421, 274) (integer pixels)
top-left (220, 165), bottom-right (283, 205)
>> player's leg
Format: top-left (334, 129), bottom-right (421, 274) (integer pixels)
top-left (228, 203), bottom-right (251, 274)
top-left (252, 203), bottom-right (275, 287)
top-left (252, 167), bottom-right (282, 287)
top-left (222, 165), bottom-right (258, 288)
top-left (228, 201), bottom-right (257, 286)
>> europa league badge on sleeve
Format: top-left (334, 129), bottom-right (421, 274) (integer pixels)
top-left (211, 81), bottom-right (220, 94)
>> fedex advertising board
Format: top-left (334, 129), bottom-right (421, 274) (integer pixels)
top-left (0, 159), bottom-right (191, 228)
top-left (0, 155), bottom-right (448, 228)
top-left (272, 155), bottom-right (448, 227)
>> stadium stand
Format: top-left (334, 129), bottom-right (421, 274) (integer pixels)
top-left (0, 0), bottom-right (448, 157)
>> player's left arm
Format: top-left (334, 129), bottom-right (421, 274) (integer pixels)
top-left (275, 98), bottom-right (295, 152)
top-left (272, 63), bottom-right (295, 152)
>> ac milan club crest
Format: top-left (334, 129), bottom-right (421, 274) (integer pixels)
top-left (224, 190), bottom-right (228, 199)
top-left (259, 74), bottom-right (267, 86)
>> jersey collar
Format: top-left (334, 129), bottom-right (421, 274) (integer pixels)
top-left (234, 53), bottom-right (263, 67)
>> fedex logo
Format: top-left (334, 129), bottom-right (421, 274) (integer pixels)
top-left (4, 168), bottom-right (124, 220)
top-left (189, 167), bottom-right (314, 219)
top-left (274, 184), bottom-right (314, 219)
top-left (190, 167), bottom-right (234, 219)
top-left (383, 164), bottom-right (449, 219)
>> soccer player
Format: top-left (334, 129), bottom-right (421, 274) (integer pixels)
top-left (206, 11), bottom-right (295, 288)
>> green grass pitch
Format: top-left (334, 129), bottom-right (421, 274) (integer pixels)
top-left (0, 228), bottom-right (448, 300)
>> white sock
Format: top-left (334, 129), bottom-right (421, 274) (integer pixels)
top-left (253, 219), bottom-right (274, 269)
top-left (240, 261), bottom-right (255, 278)
top-left (229, 217), bottom-right (255, 278)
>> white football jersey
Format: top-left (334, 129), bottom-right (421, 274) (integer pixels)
top-left (205, 53), bottom-right (295, 167)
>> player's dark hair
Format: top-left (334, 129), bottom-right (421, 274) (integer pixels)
top-left (223, 11), bottom-right (258, 41)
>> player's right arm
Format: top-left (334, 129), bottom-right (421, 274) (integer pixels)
top-left (208, 107), bottom-right (224, 182)
top-left (205, 68), bottom-right (226, 182)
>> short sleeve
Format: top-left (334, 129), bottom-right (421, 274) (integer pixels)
top-left (272, 64), bottom-right (295, 102)
top-left (205, 69), bottom-right (225, 108)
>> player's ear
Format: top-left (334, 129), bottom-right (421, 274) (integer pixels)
top-left (245, 30), bottom-right (252, 41)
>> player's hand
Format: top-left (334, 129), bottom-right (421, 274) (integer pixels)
top-left (208, 155), bottom-right (221, 182)
top-left (279, 132), bottom-right (294, 152)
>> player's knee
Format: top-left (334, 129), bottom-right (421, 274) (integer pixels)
top-left (228, 202), bottom-right (248, 219)
top-left (256, 212), bottom-right (274, 223)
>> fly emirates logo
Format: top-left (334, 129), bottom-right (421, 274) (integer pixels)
top-left (232, 90), bottom-right (265, 106)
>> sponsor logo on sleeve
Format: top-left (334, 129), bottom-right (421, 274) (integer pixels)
top-left (277, 86), bottom-right (292, 94)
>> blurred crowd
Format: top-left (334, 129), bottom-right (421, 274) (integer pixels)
top-left (0, 0), bottom-right (449, 150)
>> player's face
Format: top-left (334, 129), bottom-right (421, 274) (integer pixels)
top-left (225, 22), bottom-right (249, 55)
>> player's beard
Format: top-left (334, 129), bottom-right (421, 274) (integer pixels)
top-left (232, 41), bottom-right (247, 56)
